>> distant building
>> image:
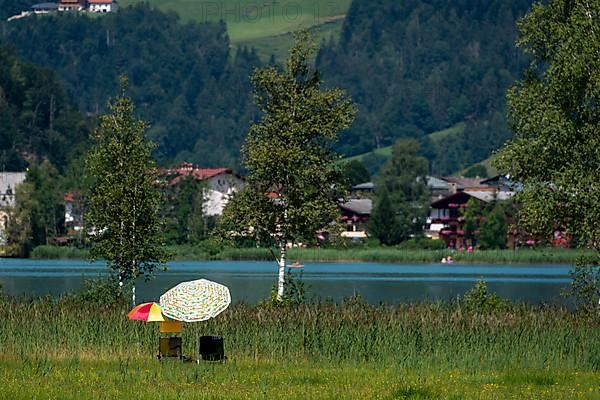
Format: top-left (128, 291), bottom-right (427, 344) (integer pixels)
top-left (339, 198), bottom-right (372, 240)
top-left (164, 163), bottom-right (245, 216)
top-left (58, 0), bottom-right (85, 11)
top-left (31, 2), bottom-right (59, 13)
top-left (0, 172), bottom-right (27, 247)
top-left (87, 0), bottom-right (117, 13)
top-left (0, 172), bottom-right (26, 209)
top-left (349, 182), bottom-right (375, 199)
top-left (425, 176), bottom-right (515, 246)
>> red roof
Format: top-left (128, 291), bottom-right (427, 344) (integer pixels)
top-left (167, 165), bottom-right (236, 186)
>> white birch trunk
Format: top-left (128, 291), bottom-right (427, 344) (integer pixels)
top-left (276, 240), bottom-right (286, 300)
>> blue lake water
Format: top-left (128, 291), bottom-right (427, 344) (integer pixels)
top-left (0, 259), bottom-right (572, 305)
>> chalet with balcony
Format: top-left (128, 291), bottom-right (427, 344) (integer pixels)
top-left (426, 180), bottom-right (514, 247)
top-left (339, 198), bottom-right (372, 240)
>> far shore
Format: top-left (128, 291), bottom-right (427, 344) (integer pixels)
top-left (24, 244), bottom-right (593, 265)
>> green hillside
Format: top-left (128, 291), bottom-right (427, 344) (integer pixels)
top-left (344, 123), bottom-right (466, 164)
top-left (120, 0), bottom-right (350, 57)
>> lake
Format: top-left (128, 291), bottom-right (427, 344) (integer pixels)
top-left (0, 259), bottom-right (572, 305)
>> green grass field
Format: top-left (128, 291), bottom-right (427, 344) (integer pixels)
top-left (0, 298), bottom-right (598, 399)
top-left (343, 122), bottom-right (467, 164)
top-left (120, 0), bottom-right (350, 43)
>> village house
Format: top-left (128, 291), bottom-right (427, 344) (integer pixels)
top-left (58, 0), bottom-right (118, 12)
top-left (0, 172), bottom-right (27, 248)
top-left (425, 176), bottom-right (514, 247)
top-left (87, 0), bottom-right (117, 13)
top-left (164, 163), bottom-right (245, 216)
top-left (57, 0), bottom-right (85, 11)
top-left (339, 198), bottom-right (372, 240)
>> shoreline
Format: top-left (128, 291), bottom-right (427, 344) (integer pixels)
top-left (24, 245), bottom-right (593, 265)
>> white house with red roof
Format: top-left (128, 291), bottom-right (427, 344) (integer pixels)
top-left (166, 163), bottom-right (244, 216)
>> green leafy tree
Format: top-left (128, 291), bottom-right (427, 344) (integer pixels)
top-left (478, 203), bottom-right (508, 250)
top-left (368, 189), bottom-right (403, 245)
top-left (463, 164), bottom-right (488, 178)
top-left (26, 161), bottom-right (64, 246)
top-left (5, 182), bottom-right (36, 257)
top-left (342, 160), bottom-right (371, 187)
top-left (372, 139), bottom-right (429, 244)
top-left (461, 198), bottom-right (484, 243)
top-left (496, 0), bottom-right (600, 244)
top-left (495, 0), bottom-right (600, 308)
top-left (221, 30), bottom-right (356, 300)
top-left (163, 176), bottom-right (208, 244)
top-left (85, 80), bottom-right (171, 304)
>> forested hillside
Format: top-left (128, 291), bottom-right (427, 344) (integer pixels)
top-left (1, 1), bottom-right (535, 174)
top-left (318, 0), bottom-right (533, 174)
top-left (0, 45), bottom-right (91, 171)
top-left (2, 4), bottom-right (261, 167)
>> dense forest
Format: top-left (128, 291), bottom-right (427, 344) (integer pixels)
top-left (1, 1), bottom-right (535, 174)
top-left (2, 4), bottom-right (261, 168)
top-left (0, 45), bottom-right (91, 171)
top-left (317, 0), bottom-right (533, 173)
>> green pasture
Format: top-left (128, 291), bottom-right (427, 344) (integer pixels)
top-left (119, 0), bottom-right (351, 43)
top-left (0, 298), bottom-right (598, 399)
top-left (343, 122), bottom-right (467, 164)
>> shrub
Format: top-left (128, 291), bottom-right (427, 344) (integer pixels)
top-left (62, 276), bottom-right (127, 308)
top-left (462, 280), bottom-right (510, 312)
top-left (562, 256), bottom-right (599, 314)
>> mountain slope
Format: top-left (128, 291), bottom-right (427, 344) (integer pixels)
top-left (2, 5), bottom-right (262, 167)
top-left (0, 45), bottom-right (91, 171)
top-left (318, 0), bottom-right (533, 174)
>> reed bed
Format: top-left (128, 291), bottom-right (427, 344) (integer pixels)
top-left (1, 296), bottom-right (598, 399)
top-left (1, 297), bottom-right (597, 372)
top-left (30, 245), bottom-right (89, 260)
top-left (30, 244), bottom-right (590, 264)
top-left (219, 247), bottom-right (590, 264)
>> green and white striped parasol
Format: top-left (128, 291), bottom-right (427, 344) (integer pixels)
top-left (159, 279), bottom-right (231, 322)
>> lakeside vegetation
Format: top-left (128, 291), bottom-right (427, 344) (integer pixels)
top-left (0, 293), bottom-right (597, 399)
top-left (29, 244), bottom-right (594, 264)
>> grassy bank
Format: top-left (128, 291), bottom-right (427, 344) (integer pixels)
top-left (29, 244), bottom-right (593, 264)
top-left (0, 297), bottom-right (597, 399)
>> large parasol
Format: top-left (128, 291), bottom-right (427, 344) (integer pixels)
top-left (159, 279), bottom-right (231, 322)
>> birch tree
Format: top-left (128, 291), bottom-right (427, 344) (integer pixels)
top-left (495, 0), bottom-right (600, 309)
top-left (85, 79), bottom-right (170, 305)
top-left (221, 30), bottom-right (356, 300)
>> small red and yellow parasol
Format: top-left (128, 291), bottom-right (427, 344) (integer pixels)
top-left (127, 302), bottom-right (169, 322)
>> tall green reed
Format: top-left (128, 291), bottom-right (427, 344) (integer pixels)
top-left (0, 296), bottom-right (597, 371)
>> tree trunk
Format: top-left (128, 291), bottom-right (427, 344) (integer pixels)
top-left (131, 259), bottom-right (136, 306)
top-left (276, 240), bottom-right (286, 300)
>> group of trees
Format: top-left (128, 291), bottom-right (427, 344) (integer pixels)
top-left (2, 1), bottom-right (538, 175)
top-left (462, 198), bottom-right (510, 250)
top-left (2, 4), bottom-right (261, 168)
top-left (317, 0), bottom-right (533, 173)
top-left (368, 139), bottom-right (429, 245)
top-left (0, 45), bottom-right (92, 171)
